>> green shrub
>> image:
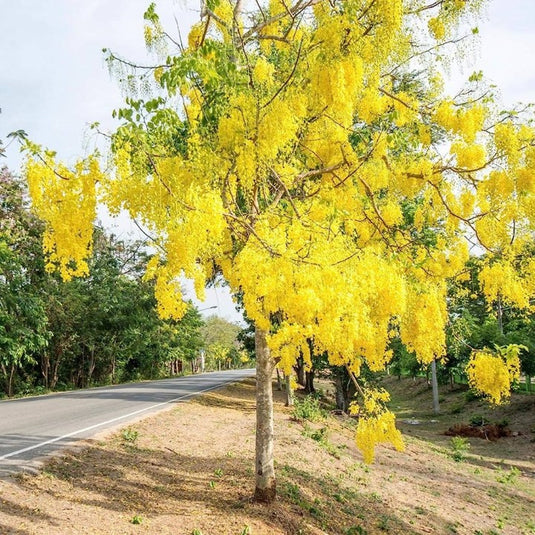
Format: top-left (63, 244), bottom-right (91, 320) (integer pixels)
top-left (469, 415), bottom-right (487, 427)
top-left (121, 427), bottom-right (138, 443)
top-left (464, 390), bottom-right (479, 402)
top-left (450, 436), bottom-right (470, 462)
top-left (292, 396), bottom-right (326, 422)
top-left (496, 466), bottom-right (520, 484)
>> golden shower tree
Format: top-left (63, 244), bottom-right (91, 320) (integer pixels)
top-left (25, 0), bottom-right (535, 501)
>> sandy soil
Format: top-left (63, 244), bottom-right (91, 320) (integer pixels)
top-left (0, 376), bottom-right (533, 535)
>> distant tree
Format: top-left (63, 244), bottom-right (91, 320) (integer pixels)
top-left (201, 315), bottom-right (243, 371)
top-left (0, 167), bottom-right (48, 396)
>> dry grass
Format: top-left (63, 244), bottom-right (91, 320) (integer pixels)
top-left (0, 376), bottom-right (534, 535)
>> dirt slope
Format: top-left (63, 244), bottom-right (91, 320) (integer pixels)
top-left (0, 377), bottom-right (533, 535)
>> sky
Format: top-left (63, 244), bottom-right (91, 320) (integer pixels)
top-left (1, 0), bottom-right (535, 322)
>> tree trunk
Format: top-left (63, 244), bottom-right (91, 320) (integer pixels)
top-left (254, 327), bottom-right (276, 503)
top-left (334, 373), bottom-right (346, 412)
top-left (111, 354), bottom-right (116, 383)
top-left (294, 356), bottom-right (305, 387)
top-left (41, 353), bottom-right (50, 389)
top-left (431, 360), bottom-right (440, 415)
top-left (285, 374), bottom-right (293, 407)
top-left (50, 357), bottom-right (61, 390)
top-left (87, 348), bottom-right (96, 386)
top-left (8, 363), bottom-right (15, 398)
top-left (275, 368), bottom-right (283, 391)
top-left (304, 370), bottom-right (315, 394)
top-left (0, 363), bottom-right (7, 395)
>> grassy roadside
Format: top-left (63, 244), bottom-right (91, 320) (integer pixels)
top-left (0, 377), bottom-right (534, 535)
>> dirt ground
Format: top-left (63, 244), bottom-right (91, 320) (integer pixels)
top-left (0, 376), bottom-right (534, 535)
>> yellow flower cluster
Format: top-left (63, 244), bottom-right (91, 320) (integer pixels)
top-left (253, 57), bottom-right (275, 87)
top-left (187, 23), bottom-right (204, 50)
top-left (226, 218), bottom-right (409, 374)
top-left (400, 285), bottom-right (448, 364)
top-left (478, 261), bottom-right (531, 310)
top-left (435, 101), bottom-right (486, 143)
top-left (392, 92), bottom-right (419, 127)
top-left (25, 154), bottom-right (100, 281)
top-left (428, 17), bottom-right (446, 40)
top-left (152, 266), bottom-right (188, 320)
top-left (466, 348), bottom-right (521, 404)
top-left (451, 141), bottom-right (486, 169)
top-left (356, 88), bottom-right (389, 123)
top-left (356, 410), bottom-right (404, 464)
top-left (494, 122), bottom-right (520, 165)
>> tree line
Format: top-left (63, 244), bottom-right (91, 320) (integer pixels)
top-left (0, 166), bottom-right (247, 397)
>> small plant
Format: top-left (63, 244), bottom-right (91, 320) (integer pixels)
top-left (302, 425), bottom-right (340, 458)
top-left (345, 526), bottom-right (367, 535)
top-left (465, 390), bottom-right (479, 402)
top-left (469, 415), bottom-right (487, 427)
top-left (192, 530), bottom-right (203, 535)
top-left (122, 427), bottom-right (138, 443)
top-left (130, 515), bottom-right (143, 525)
top-left (450, 436), bottom-right (470, 462)
top-left (292, 396), bottom-right (326, 422)
top-left (209, 480), bottom-right (216, 489)
top-left (450, 402), bottom-right (464, 414)
top-left (214, 468), bottom-right (223, 477)
top-left (496, 466), bottom-right (520, 484)
top-left (280, 481), bottom-right (301, 502)
top-left (239, 526), bottom-right (251, 535)
top-left (378, 514), bottom-right (391, 531)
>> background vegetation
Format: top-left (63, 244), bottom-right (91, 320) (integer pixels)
top-left (0, 165), bottom-right (248, 398)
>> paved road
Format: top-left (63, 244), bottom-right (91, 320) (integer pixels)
top-left (0, 368), bottom-right (255, 476)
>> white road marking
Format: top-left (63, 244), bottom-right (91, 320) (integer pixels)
top-left (0, 375), bottom-right (248, 461)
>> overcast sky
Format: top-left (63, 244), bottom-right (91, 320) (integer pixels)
top-left (1, 0), bottom-right (534, 321)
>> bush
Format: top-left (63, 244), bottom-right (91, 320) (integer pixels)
top-left (121, 427), bottom-right (139, 444)
top-left (469, 415), bottom-right (487, 427)
top-left (292, 396), bottom-right (326, 422)
top-left (450, 436), bottom-right (470, 462)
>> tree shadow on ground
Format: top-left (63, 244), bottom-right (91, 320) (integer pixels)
top-left (3, 376), bottom-right (534, 534)
top-left (0, 377), bottom-right (420, 534)
top-left (0, 497), bottom-right (58, 534)
top-left (8, 442), bottom-right (430, 534)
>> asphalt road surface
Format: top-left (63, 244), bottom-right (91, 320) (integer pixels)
top-left (0, 368), bottom-right (255, 476)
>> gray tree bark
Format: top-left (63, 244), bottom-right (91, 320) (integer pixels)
top-left (431, 359), bottom-right (440, 415)
top-left (254, 327), bottom-right (276, 502)
top-left (285, 373), bottom-right (293, 406)
top-left (276, 367), bottom-right (283, 391)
